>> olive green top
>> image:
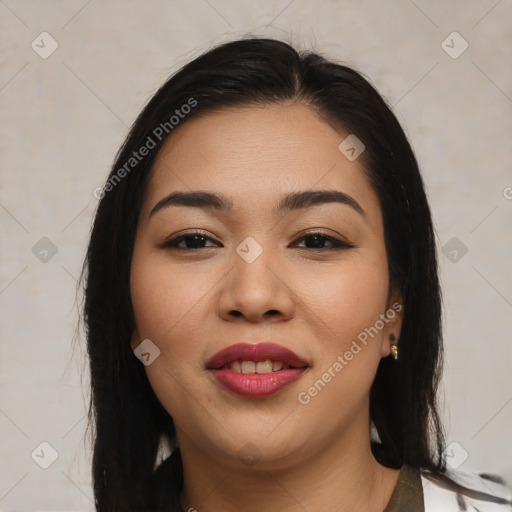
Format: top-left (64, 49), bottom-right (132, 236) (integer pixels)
top-left (384, 464), bottom-right (425, 512)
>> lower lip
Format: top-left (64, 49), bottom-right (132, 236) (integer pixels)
top-left (209, 368), bottom-right (306, 397)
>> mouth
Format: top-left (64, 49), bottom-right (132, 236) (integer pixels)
top-left (206, 342), bottom-right (310, 398)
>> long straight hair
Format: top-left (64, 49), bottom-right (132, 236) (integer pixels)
top-left (80, 37), bottom-right (446, 510)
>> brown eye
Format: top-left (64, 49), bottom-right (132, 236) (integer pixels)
top-left (160, 231), bottom-right (354, 251)
top-left (160, 232), bottom-right (220, 250)
top-left (293, 233), bottom-right (354, 250)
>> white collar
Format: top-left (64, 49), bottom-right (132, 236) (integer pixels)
top-left (421, 467), bottom-right (512, 511)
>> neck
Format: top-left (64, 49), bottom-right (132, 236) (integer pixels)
top-left (177, 421), bottom-right (400, 512)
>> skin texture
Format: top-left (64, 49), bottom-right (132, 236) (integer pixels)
top-left (130, 102), bottom-right (404, 511)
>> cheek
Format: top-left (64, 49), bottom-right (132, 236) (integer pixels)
top-left (130, 254), bottom-right (211, 424)
top-left (130, 254), bottom-right (212, 425)
top-left (292, 253), bottom-right (390, 411)
top-left (130, 252), bottom-right (209, 353)
top-left (297, 254), bottom-right (390, 347)
top-left (295, 285), bottom-right (386, 428)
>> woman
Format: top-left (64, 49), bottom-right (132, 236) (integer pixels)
top-left (81, 38), bottom-right (511, 511)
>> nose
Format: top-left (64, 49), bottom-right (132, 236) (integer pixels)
top-left (216, 247), bottom-right (295, 323)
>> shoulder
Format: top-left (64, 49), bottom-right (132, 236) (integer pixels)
top-left (419, 466), bottom-right (512, 511)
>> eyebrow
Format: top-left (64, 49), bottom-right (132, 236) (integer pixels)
top-left (148, 189), bottom-right (366, 220)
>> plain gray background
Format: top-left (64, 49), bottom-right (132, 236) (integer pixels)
top-left (1, 1), bottom-right (511, 510)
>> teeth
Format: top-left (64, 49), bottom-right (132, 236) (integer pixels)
top-left (255, 360), bottom-right (273, 374)
top-left (241, 361), bottom-right (256, 374)
top-left (272, 361), bottom-right (283, 371)
top-left (227, 360), bottom-right (291, 374)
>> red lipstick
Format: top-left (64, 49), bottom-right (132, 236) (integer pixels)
top-left (206, 342), bottom-right (309, 398)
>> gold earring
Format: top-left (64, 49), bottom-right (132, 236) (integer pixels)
top-left (390, 333), bottom-right (398, 360)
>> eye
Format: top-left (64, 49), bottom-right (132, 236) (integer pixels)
top-left (160, 231), bottom-right (220, 250)
top-left (292, 232), bottom-right (354, 250)
top-left (160, 231), bottom-right (354, 251)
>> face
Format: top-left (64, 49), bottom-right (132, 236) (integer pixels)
top-left (130, 102), bottom-right (403, 470)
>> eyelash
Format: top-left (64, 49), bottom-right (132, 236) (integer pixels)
top-left (160, 230), bottom-right (355, 251)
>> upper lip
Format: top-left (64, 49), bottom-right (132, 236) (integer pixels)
top-left (206, 342), bottom-right (308, 369)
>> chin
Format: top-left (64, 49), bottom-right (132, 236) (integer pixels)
top-left (193, 424), bottom-right (309, 471)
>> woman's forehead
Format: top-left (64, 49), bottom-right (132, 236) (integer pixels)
top-left (154, 103), bottom-right (346, 162)
top-left (145, 103), bottom-right (376, 212)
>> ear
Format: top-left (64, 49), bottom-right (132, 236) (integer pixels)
top-left (381, 290), bottom-right (404, 358)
